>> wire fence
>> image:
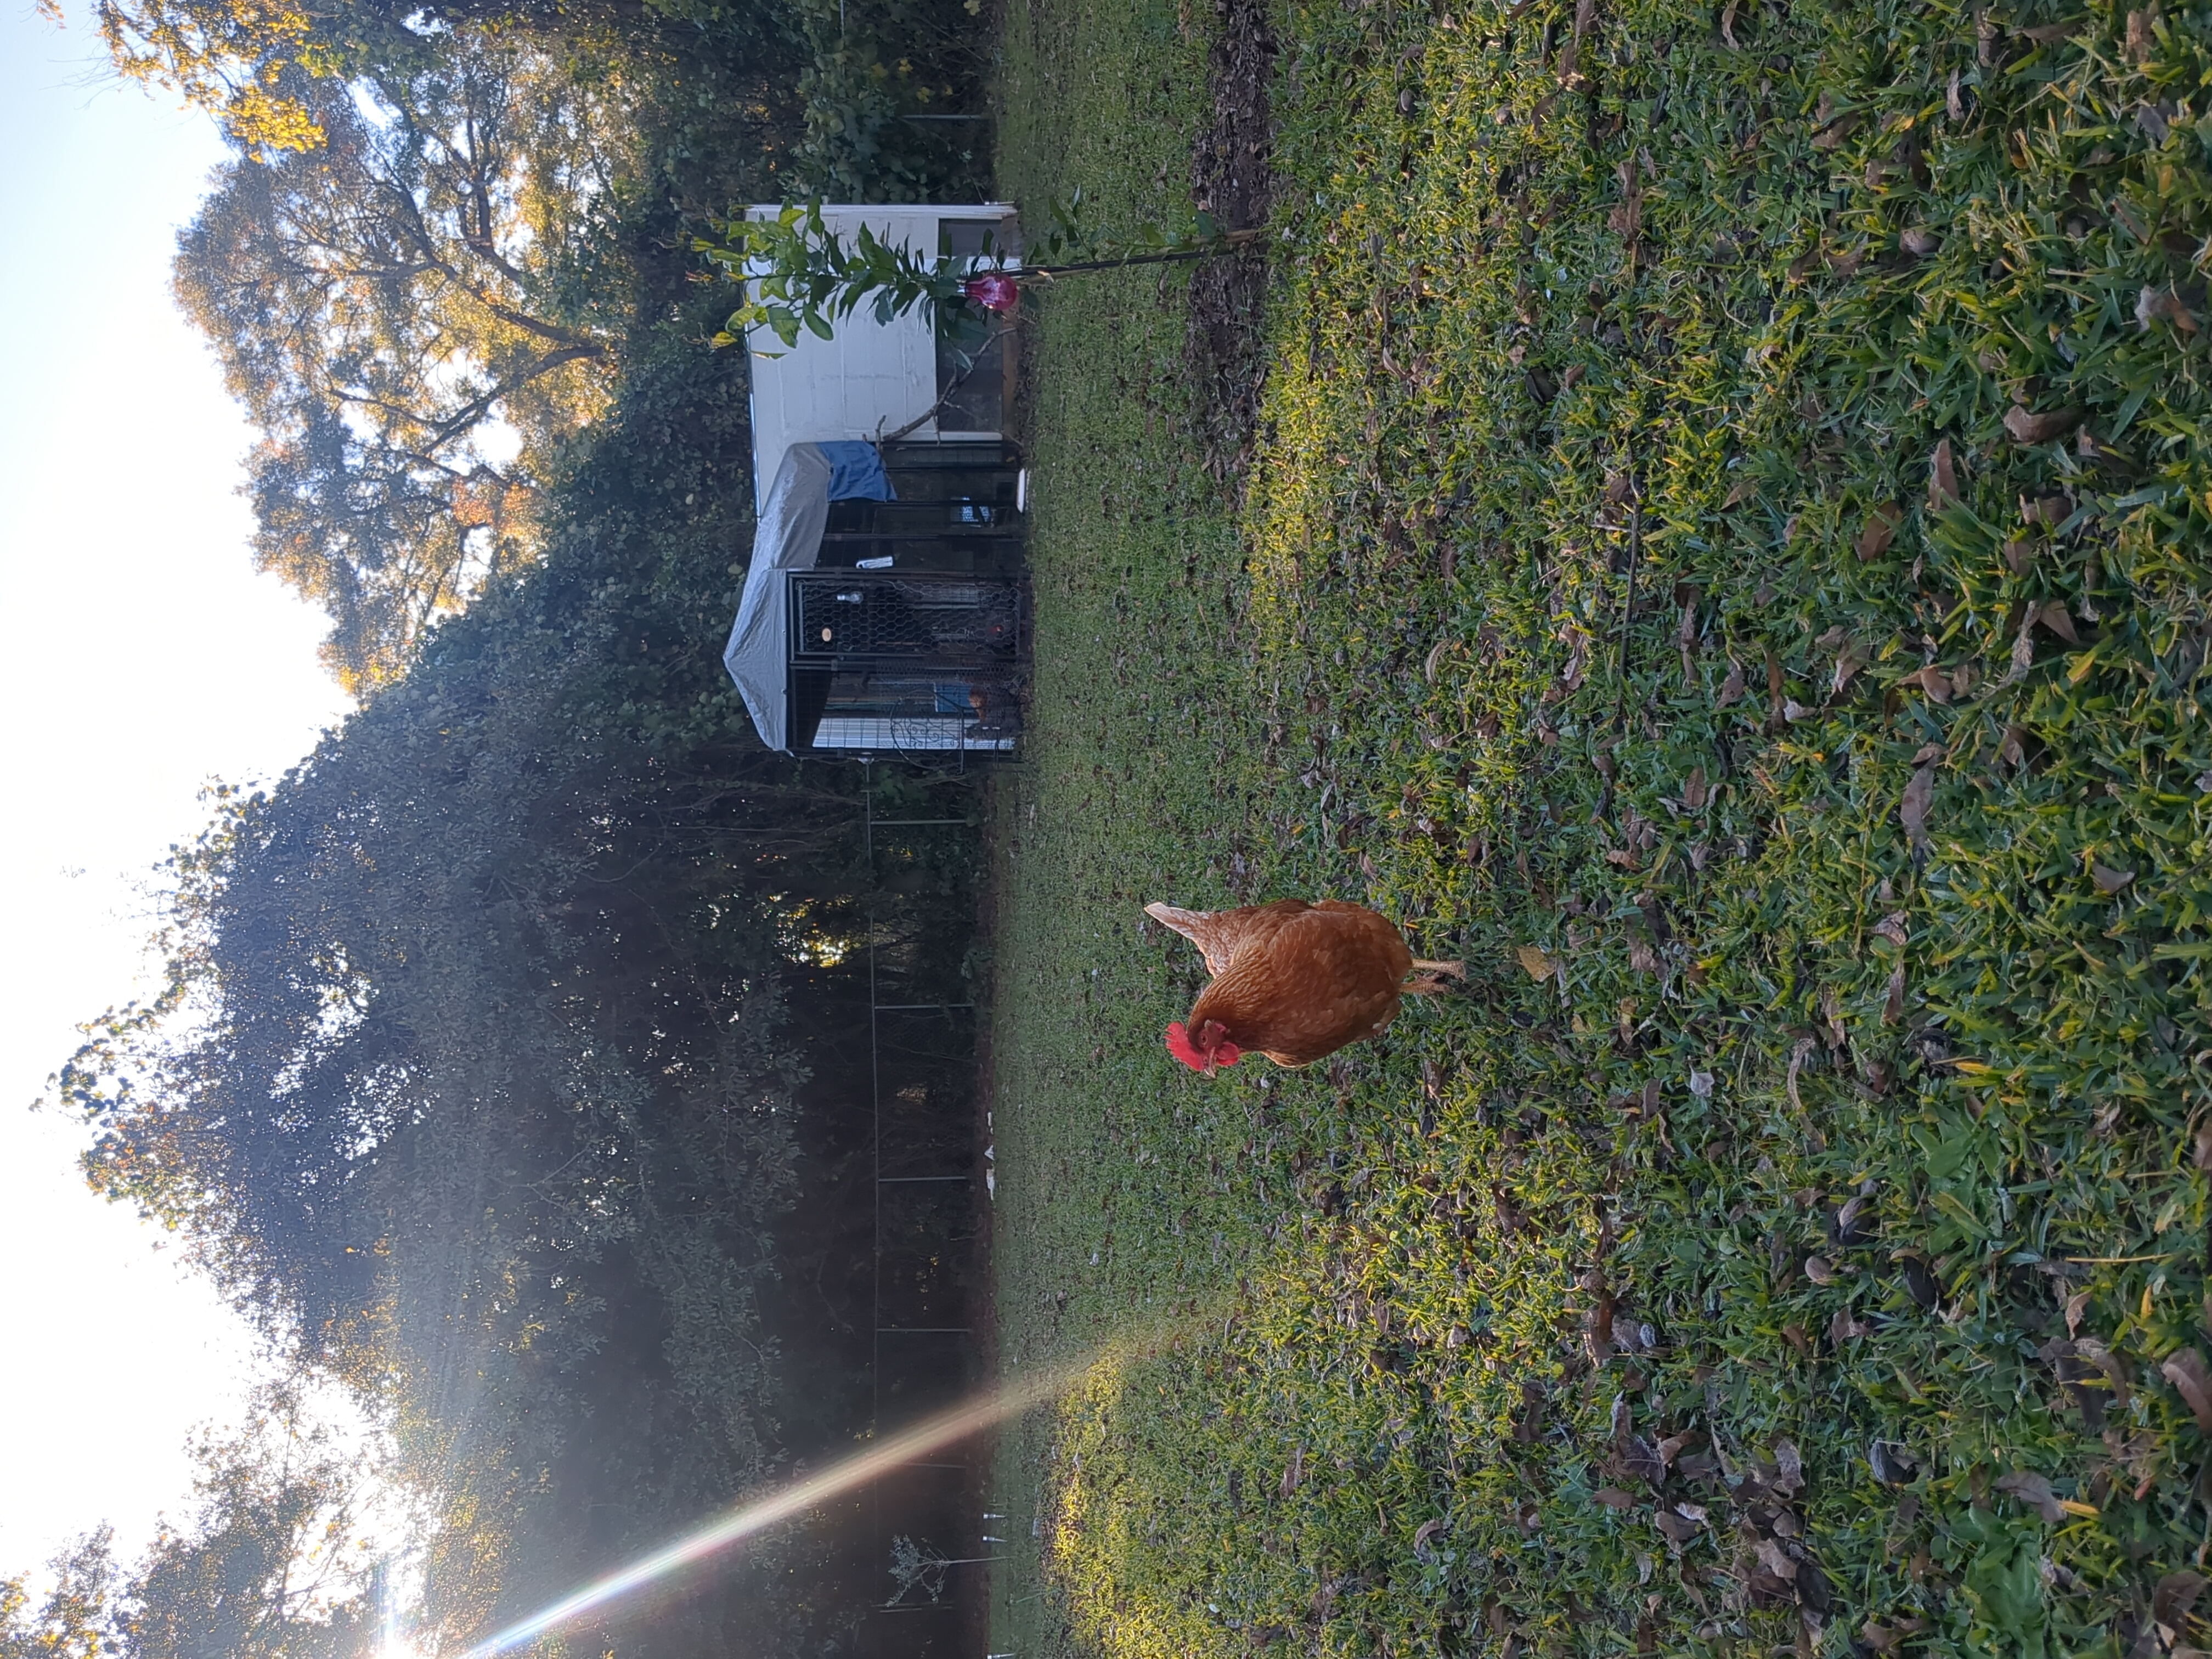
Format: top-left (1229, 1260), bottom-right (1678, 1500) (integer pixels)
top-left (857, 777), bottom-right (996, 1658)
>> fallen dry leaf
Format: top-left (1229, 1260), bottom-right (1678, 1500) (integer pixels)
top-left (1883, 960), bottom-right (1907, 1024)
top-left (1782, 1322), bottom-right (1812, 1357)
top-left (1868, 1440), bottom-right (1916, 1485)
top-left (1773, 1438), bottom-right (1803, 1494)
top-left (2092, 862), bottom-right (2136, 895)
top-left (1832, 642), bottom-right (1868, 695)
top-left (1280, 1445), bottom-right (1305, 1497)
top-left (1593, 1486), bottom-right (1638, 1509)
top-left (1804, 1254), bottom-right (1838, 1285)
top-left (1899, 663), bottom-right (1951, 704)
top-left (1900, 226), bottom-right (1940, 257)
top-left (2079, 1338), bottom-right (2134, 1407)
top-left (1786, 1035), bottom-right (1815, 1111)
top-left (1994, 1469), bottom-right (2065, 1523)
top-left (1716, 658), bottom-right (1746, 706)
top-left (2138, 284), bottom-right (2201, 335)
top-left (1999, 723), bottom-right (2029, 770)
top-left (1654, 1509), bottom-right (1697, 1543)
top-left (2036, 600), bottom-right (2080, 644)
top-left (1831, 1306), bottom-right (1872, 1343)
top-left (1836, 1191), bottom-right (1875, 1239)
top-left (2003, 538), bottom-right (2035, 575)
top-left (1900, 765), bottom-right (1935, 853)
top-left (2005, 404), bottom-right (2083, 444)
top-left (2156, 1571), bottom-right (2208, 1629)
top-left (1413, 1516), bottom-right (1448, 1561)
top-left (2127, 7), bottom-right (2154, 62)
top-left (2064, 1288), bottom-right (2090, 1338)
top-left (1516, 943), bottom-right (1559, 980)
top-left (2165, 1348), bottom-right (2212, 1432)
top-left (1857, 502), bottom-right (1902, 561)
top-left (1810, 110), bottom-right (1859, 149)
top-left (1927, 439), bottom-right (1960, 510)
top-left (1724, 478), bottom-right (1757, 507)
top-left (1874, 911), bottom-right (1909, 946)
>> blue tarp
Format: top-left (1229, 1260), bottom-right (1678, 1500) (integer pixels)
top-left (819, 440), bottom-right (895, 501)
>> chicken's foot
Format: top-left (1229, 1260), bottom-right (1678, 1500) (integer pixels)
top-left (1403, 960), bottom-right (1466, 997)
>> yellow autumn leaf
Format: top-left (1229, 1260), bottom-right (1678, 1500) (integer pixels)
top-left (1516, 944), bottom-right (1559, 980)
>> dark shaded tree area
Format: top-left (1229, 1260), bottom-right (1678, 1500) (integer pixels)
top-left (57, 306), bottom-right (989, 1649)
top-left (40, 0), bottom-right (997, 1644)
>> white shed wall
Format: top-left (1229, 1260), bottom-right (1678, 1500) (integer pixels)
top-left (744, 204), bottom-right (1018, 514)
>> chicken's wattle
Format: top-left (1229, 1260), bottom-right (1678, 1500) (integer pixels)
top-left (1165, 1020), bottom-right (1240, 1073)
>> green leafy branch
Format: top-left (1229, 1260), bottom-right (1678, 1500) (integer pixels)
top-left (695, 195), bottom-right (1262, 352)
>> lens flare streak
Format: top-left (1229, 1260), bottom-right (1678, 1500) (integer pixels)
top-left (455, 1357), bottom-right (1091, 1659)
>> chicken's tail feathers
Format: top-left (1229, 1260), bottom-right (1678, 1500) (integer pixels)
top-left (1144, 902), bottom-right (1212, 939)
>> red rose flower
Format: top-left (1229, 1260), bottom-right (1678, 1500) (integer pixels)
top-left (961, 272), bottom-right (1019, 313)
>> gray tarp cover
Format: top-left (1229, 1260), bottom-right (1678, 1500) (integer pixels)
top-left (723, 443), bottom-right (833, 752)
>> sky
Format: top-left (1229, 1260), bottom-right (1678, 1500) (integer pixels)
top-left (0, 0), bottom-right (353, 1578)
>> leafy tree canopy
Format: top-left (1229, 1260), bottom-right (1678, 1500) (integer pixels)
top-left (91, 0), bottom-right (794, 154)
top-left (173, 42), bottom-right (628, 689)
top-left (1, 1387), bottom-right (385, 1659)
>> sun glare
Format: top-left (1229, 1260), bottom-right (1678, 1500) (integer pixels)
top-left (455, 1316), bottom-right (1203, 1659)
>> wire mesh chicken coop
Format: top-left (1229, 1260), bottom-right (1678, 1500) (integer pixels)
top-left (789, 442), bottom-right (1028, 758)
top-left (726, 442), bottom-right (1028, 765)
top-left (725, 204), bottom-right (1029, 765)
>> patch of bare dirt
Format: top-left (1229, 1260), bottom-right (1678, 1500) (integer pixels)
top-left (1186, 0), bottom-right (1277, 485)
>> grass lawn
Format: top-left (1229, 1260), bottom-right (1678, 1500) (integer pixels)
top-left (984, 0), bottom-right (2212, 1652)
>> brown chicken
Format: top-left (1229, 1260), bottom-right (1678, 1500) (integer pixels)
top-left (1144, 899), bottom-right (1463, 1073)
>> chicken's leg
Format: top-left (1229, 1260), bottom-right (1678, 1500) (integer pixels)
top-left (1403, 958), bottom-right (1465, 997)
